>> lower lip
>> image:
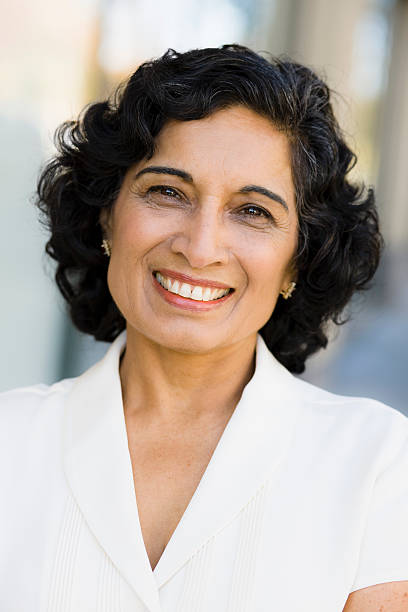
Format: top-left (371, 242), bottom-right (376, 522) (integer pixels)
top-left (152, 273), bottom-right (234, 311)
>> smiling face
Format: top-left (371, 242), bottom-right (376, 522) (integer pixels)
top-left (101, 105), bottom-right (298, 354)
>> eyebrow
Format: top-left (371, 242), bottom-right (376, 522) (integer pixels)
top-left (134, 166), bottom-right (193, 183)
top-left (239, 185), bottom-right (288, 212)
top-left (133, 165), bottom-right (288, 212)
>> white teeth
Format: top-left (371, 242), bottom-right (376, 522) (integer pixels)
top-left (168, 279), bottom-right (180, 294)
top-left (202, 287), bottom-right (213, 301)
top-left (179, 283), bottom-right (192, 298)
top-left (155, 273), bottom-right (230, 301)
top-left (156, 272), bottom-right (169, 290)
top-left (191, 286), bottom-right (203, 300)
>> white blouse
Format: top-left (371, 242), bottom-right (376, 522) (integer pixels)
top-left (1, 331), bottom-right (407, 612)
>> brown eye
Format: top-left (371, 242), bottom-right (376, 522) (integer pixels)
top-left (241, 205), bottom-right (272, 220)
top-left (147, 185), bottom-right (181, 199)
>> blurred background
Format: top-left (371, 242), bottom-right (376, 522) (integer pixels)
top-left (1, 0), bottom-right (407, 414)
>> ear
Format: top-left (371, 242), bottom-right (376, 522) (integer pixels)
top-left (99, 207), bottom-right (112, 238)
top-left (281, 259), bottom-right (298, 292)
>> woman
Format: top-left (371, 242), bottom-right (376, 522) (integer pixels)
top-left (1, 45), bottom-right (407, 612)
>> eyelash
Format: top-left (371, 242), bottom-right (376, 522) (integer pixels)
top-left (148, 185), bottom-right (181, 199)
top-left (145, 185), bottom-right (273, 221)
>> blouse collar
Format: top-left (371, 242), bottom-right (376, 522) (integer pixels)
top-left (63, 330), bottom-right (300, 612)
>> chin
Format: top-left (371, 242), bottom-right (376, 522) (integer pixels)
top-left (147, 326), bottom-right (230, 355)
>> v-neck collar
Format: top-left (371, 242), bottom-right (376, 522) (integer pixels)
top-left (63, 331), bottom-right (301, 612)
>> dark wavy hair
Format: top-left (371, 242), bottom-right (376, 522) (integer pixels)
top-left (36, 44), bottom-right (383, 373)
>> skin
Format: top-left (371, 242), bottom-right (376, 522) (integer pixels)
top-left (342, 580), bottom-right (408, 611)
top-left (100, 105), bottom-right (298, 427)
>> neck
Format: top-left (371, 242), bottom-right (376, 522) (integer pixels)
top-left (119, 327), bottom-right (257, 428)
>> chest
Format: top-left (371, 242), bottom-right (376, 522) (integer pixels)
top-left (125, 418), bottom-right (229, 571)
top-left (6, 416), bottom-right (372, 611)
top-left (40, 457), bottom-right (362, 611)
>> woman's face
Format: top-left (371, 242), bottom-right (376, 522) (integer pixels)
top-left (101, 105), bottom-right (298, 353)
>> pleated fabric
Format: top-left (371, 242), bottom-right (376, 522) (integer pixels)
top-left (226, 483), bottom-right (268, 611)
top-left (46, 495), bottom-right (83, 612)
top-left (172, 482), bottom-right (268, 612)
top-left (97, 553), bottom-right (122, 612)
top-left (176, 538), bottom-right (215, 611)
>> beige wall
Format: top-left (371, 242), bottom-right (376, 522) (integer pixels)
top-left (260, 0), bottom-right (367, 132)
top-left (259, 0), bottom-right (408, 251)
top-left (376, 0), bottom-right (408, 247)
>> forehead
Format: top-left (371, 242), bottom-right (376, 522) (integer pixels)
top-left (151, 106), bottom-right (292, 180)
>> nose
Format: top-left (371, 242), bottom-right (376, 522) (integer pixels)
top-left (169, 200), bottom-right (230, 269)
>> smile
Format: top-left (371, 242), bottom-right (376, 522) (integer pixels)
top-left (152, 271), bottom-right (235, 312)
top-left (154, 272), bottom-right (233, 301)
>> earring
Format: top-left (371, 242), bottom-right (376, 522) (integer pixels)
top-left (280, 281), bottom-right (296, 299)
top-left (101, 238), bottom-right (111, 257)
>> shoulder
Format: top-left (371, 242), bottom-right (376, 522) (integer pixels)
top-left (0, 377), bottom-right (75, 408)
top-left (289, 376), bottom-right (408, 468)
top-left (0, 379), bottom-right (79, 481)
top-left (292, 374), bottom-right (407, 426)
top-left (0, 378), bottom-right (76, 434)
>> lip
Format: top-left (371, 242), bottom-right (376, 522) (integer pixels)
top-left (152, 272), bottom-right (234, 311)
top-left (154, 268), bottom-right (233, 290)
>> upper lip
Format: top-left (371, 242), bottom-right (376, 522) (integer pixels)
top-left (154, 268), bottom-right (233, 290)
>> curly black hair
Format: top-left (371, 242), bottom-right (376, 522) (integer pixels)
top-left (36, 44), bottom-right (383, 374)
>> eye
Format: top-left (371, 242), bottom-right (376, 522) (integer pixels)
top-left (146, 185), bottom-right (182, 199)
top-left (240, 205), bottom-right (272, 221)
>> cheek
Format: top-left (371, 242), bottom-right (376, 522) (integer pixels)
top-left (239, 235), bottom-right (296, 287)
top-left (113, 208), bottom-right (167, 253)
top-left (108, 209), bottom-right (173, 303)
